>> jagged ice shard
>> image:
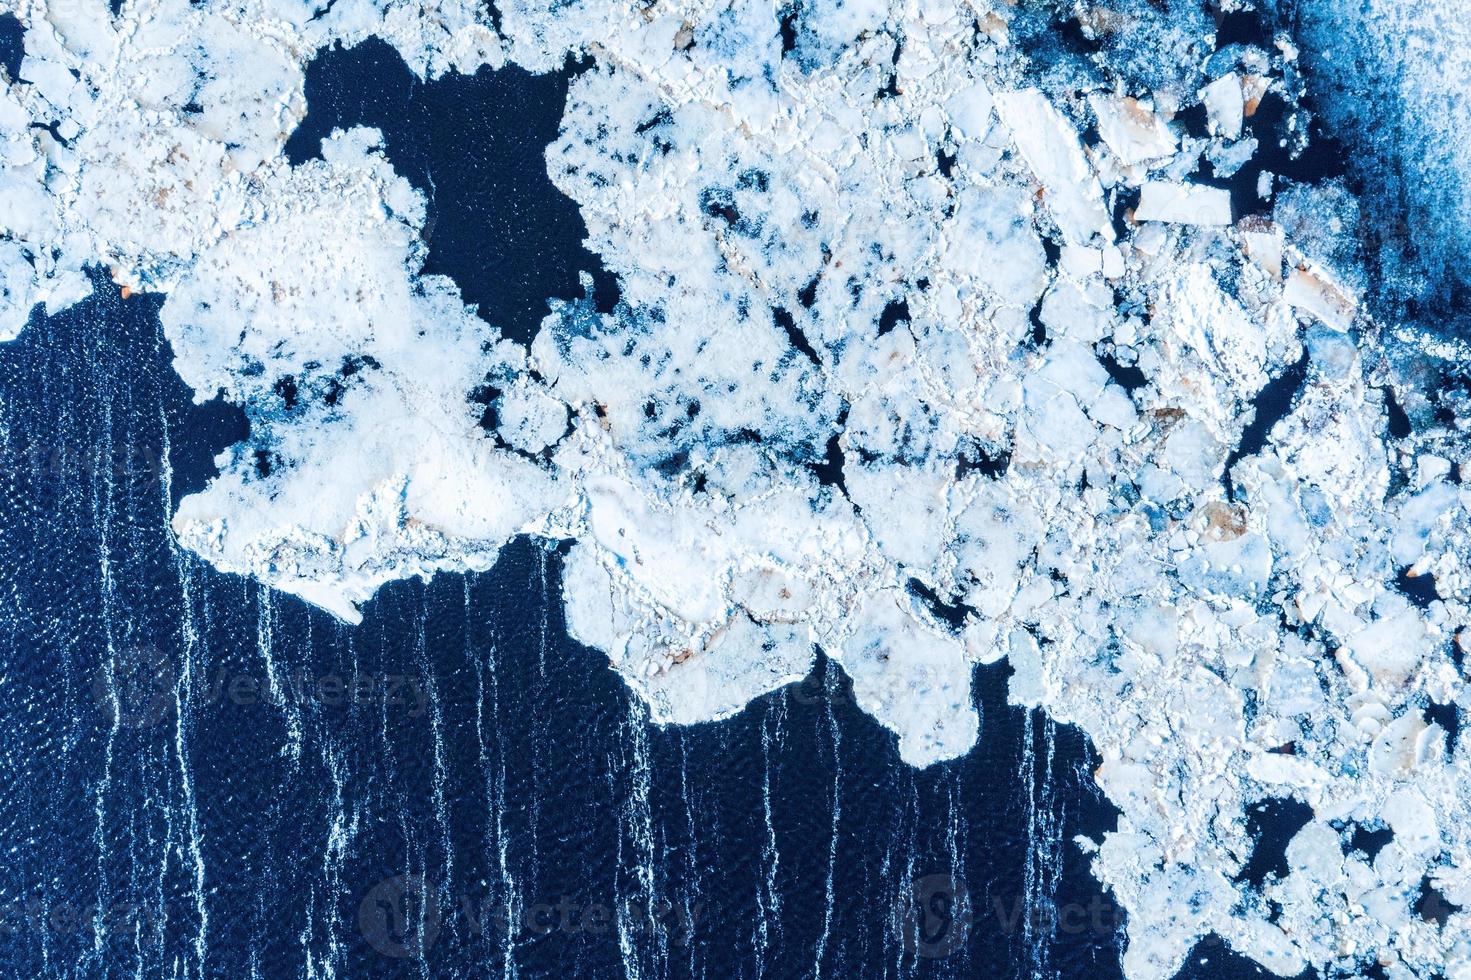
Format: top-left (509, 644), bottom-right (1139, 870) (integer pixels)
top-left (1, 0), bottom-right (1470, 975)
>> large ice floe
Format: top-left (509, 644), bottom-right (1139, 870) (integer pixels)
top-left (2, 0), bottom-right (1470, 974)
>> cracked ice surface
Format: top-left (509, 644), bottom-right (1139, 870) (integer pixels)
top-left (1, 0), bottom-right (1470, 975)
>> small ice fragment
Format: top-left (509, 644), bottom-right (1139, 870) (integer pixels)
top-left (1200, 74), bottom-right (1245, 140)
top-left (1239, 218), bottom-right (1284, 279)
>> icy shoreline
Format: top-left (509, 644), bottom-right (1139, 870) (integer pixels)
top-left (2, 0), bottom-right (1470, 975)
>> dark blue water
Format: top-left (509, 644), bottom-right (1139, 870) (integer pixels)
top-left (0, 13), bottom-right (23, 81)
top-left (284, 38), bottom-right (619, 344)
top-left (0, 40), bottom-right (1284, 980)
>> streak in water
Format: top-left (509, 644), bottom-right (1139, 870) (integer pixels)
top-left (811, 665), bottom-right (841, 979)
top-left (160, 400), bottom-right (210, 977)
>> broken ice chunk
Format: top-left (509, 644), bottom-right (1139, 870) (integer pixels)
top-left (839, 590), bottom-right (978, 766)
top-left (1206, 135), bottom-right (1257, 178)
top-left (1239, 218), bottom-right (1284, 280)
top-left (493, 380), bottom-right (569, 455)
top-left (1342, 594), bottom-right (1431, 690)
top-left (945, 78), bottom-right (995, 141)
top-left (1089, 94), bottom-right (1178, 166)
top-left (1136, 180), bottom-right (1233, 226)
top-left (1283, 263), bottom-right (1356, 330)
top-left (0, 240), bottom-right (37, 340)
top-left (942, 184), bottom-right (1048, 303)
top-left (995, 88), bottom-right (1113, 244)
